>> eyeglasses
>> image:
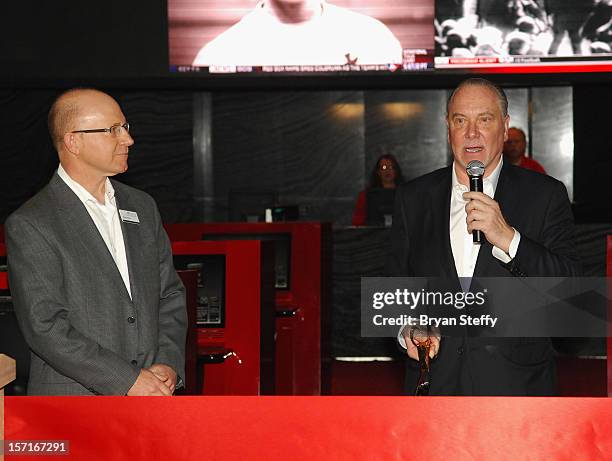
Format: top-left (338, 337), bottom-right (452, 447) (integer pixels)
top-left (380, 164), bottom-right (395, 171)
top-left (71, 122), bottom-right (130, 138)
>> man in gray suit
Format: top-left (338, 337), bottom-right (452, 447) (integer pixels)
top-left (5, 89), bottom-right (187, 396)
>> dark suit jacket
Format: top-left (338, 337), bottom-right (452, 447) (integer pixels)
top-left (388, 163), bottom-right (580, 395)
top-left (6, 173), bottom-right (187, 395)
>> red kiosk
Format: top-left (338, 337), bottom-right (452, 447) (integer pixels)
top-left (172, 240), bottom-right (275, 395)
top-left (166, 222), bottom-right (331, 395)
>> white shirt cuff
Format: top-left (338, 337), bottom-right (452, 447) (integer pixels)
top-left (492, 228), bottom-right (521, 263)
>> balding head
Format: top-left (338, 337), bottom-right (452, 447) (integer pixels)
top-left (49, 89), bottom-right (133, 183)
top-left (447, 78), bottom-right (508, 119)
top-left (48, 88), bottom-right (116, 151)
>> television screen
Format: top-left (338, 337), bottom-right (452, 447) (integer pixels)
top-left (168, 0), bottom-right (435, 74)
top-left (173, 255), bottom-right (226, 327)
top-left (434, 0), bottom-right (612, 73)
top-left (366, 188), bottom-right (396, 226)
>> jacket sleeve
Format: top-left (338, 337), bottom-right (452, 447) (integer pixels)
top-left (509, 180), bottom-right (582, 277)
top-left (152, 204), bottom-right (187, 385)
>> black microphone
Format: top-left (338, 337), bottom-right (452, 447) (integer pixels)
top-left (466, 160), bottom-right (485, 244)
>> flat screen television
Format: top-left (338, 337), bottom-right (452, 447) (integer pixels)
top-left (434, 0), bottom-right (612, 74)
top-left (365, 188), bottom-right (396, 226)
top-left (168, 0), bottom-right (435, 74)
top-left (2, 0), bottom-right (611, 84)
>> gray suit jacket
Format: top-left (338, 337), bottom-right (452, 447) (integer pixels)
top-left (5, 173), bottom-right (187, 395)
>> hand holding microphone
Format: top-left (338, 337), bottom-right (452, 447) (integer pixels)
top-left (463, 160), bottom-right (514, 252)
top-left (466, 160), bottom-right (485, 244)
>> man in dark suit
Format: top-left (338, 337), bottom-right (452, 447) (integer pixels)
top-left (388, 78), bottom-right (580, 395)
top-left (6, 89), bottom-right (187, 396)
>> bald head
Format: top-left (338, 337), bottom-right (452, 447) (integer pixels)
top-left (47, 88), bottom-right (117, 151)
top-left (48, 88), bottom-right (133, 184)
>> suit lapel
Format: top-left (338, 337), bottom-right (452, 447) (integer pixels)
top-left (112, 182), bottom-right (142, 306)
top-left (50, 174), bottom-right (133, 301)
top-left (431, 167), bottom-right (460, 284)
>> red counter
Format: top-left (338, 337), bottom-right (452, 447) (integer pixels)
top-left (173, 240), bottom-right (275, 396)
top-left (166, 222), bottom-right (332, 395)
top-left (4, 396), bottom-right (612, 460)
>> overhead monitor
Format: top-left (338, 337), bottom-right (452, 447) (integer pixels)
top-left (168, 0), bottom-right (435, 74)
top-left (434, 1), bottom-right (612, 74)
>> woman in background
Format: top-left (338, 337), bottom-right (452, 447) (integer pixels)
top-left (352, 154), bottom-right (404, 226)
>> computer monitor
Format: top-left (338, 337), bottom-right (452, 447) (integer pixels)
top-left (173, 254), bottom-right (226, 327)
top-left (203, 233), bottom-right (291, 290)
top-left (365, 188), bottom-right (396, 226)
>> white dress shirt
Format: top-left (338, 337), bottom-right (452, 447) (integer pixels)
top-left (58, 165), bottom-right (132, 298)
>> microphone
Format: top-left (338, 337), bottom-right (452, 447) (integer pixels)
top-left (466, 160), bottom-right (485, 244)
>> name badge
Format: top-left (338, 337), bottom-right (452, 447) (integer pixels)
top-left (119, 209), bottom-right (140, 224)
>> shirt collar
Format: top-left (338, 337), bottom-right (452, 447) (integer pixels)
top-left (57, 165), bottom-right (115, 205)
top-left (451, 155), bottom-right (503, 196)
top-left (260, 0), bottom-right (325, 21)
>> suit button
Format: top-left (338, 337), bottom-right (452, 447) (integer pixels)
top-left (457, 346), bottom-right (464, 355)
top-left (131, 360), bottom-right (138, 366)
top-left (127, 316), bottom-right (135, 324)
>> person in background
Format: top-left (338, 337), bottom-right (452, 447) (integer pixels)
top-left (352, 154), bottom-right (404, 226)
top-left (503, 127), bottom-right (546, 174)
